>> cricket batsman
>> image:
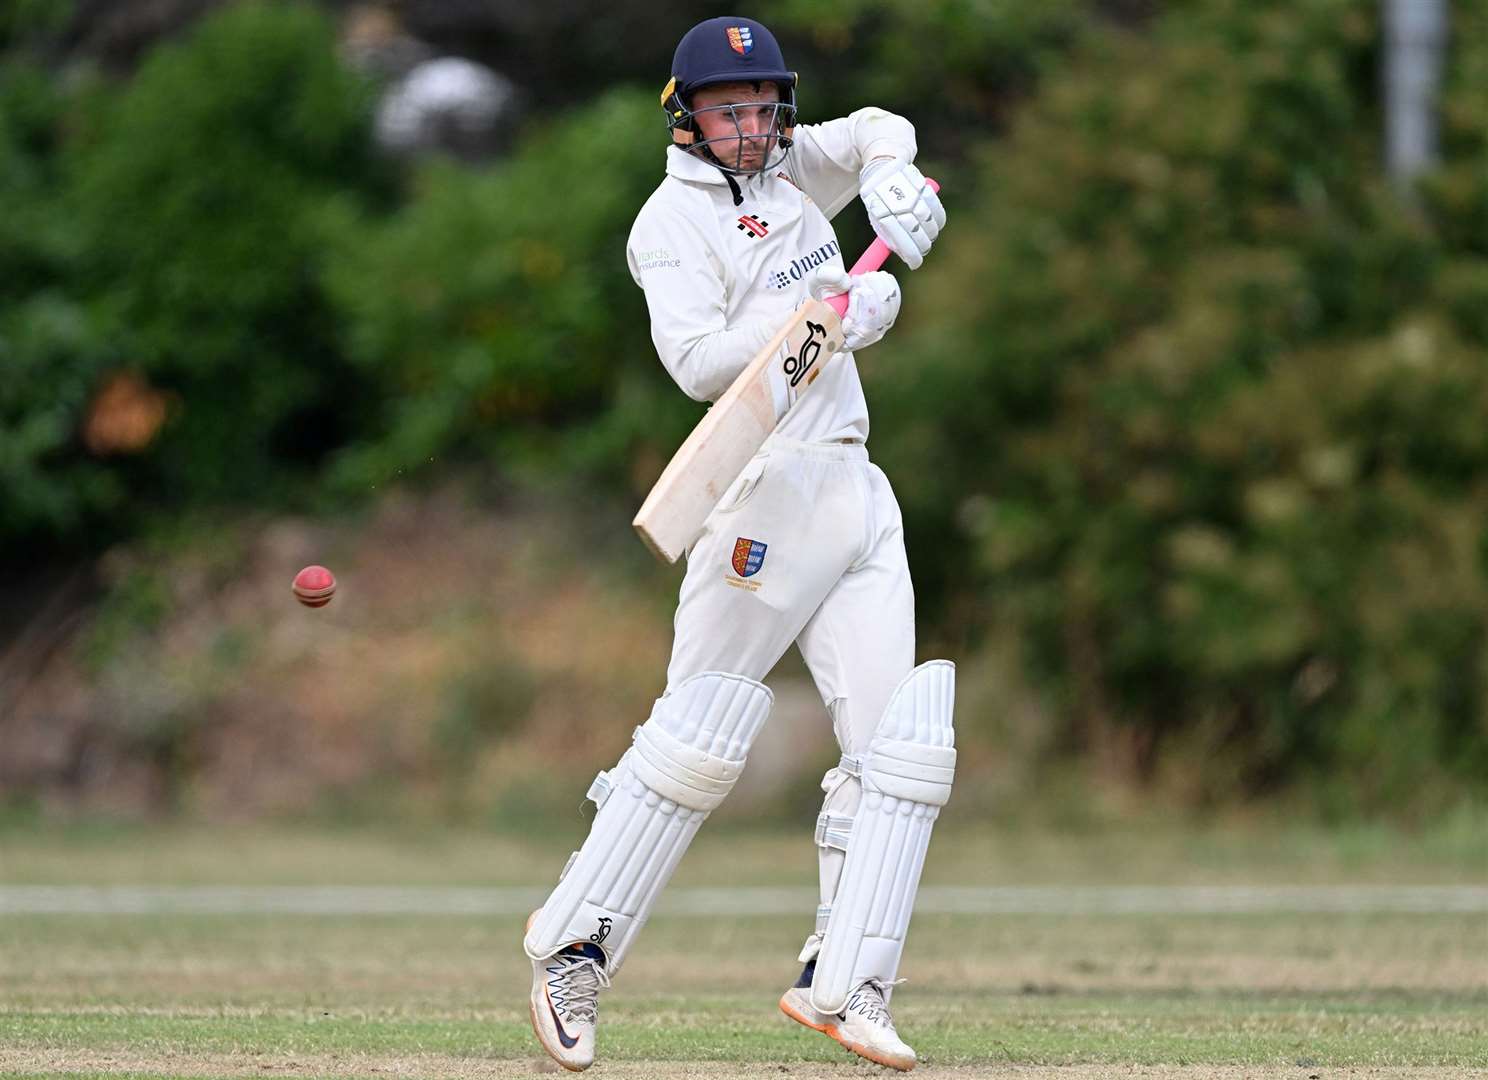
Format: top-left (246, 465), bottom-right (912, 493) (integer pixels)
top-left (523, 16), bottom-right (953, 1071)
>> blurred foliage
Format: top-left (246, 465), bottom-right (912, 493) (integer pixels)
top-left (0, 0), bottom-right (71, 52)
top-left (1425, 0), bottom-right (1488, 257)
top-left (3, 1), bottom-right (384, 555)
top-left (870, 0), bottom-right (1488, 814)
top-left (761, 0), bottom-right (1100, 157)
top-left (0, 58), bottom-right (121, 543)
top-left (321, 89), bottom-right (696, 497)
top-left (66, 0), bottom-right (386, 499)
top-left (3, 0), bottom-right (1487, 817)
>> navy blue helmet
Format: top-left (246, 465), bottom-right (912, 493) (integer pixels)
top-left (661, 17), bottom-right (797, 174)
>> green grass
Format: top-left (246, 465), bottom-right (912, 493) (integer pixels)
top-left (0, 824), bottom-right (1484, 1077)
top-left (1, 813), bottom-right (1484, 886)
top-left (2, 988), bottom-right (1483, 1064)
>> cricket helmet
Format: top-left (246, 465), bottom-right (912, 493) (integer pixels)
top-left (660, 16), bottom-right (797, 174)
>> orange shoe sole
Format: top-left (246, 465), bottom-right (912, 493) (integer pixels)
top-left (778, 993), bottom-right (914, 1072)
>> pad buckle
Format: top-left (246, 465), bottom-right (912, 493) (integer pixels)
top-left (586, 769), bottom-right (614, 808)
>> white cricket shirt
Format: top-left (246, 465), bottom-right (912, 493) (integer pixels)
top-left (626, 108), bottom-right (917, 444)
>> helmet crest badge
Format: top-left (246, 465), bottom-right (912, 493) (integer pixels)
top-left (726, 26), bottom-right (754, 55)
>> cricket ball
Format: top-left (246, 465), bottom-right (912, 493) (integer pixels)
top-left (292, 565), bottom-right (336, 608)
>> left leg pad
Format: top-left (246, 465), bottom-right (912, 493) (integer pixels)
top-left (809, 660), bottom-right (956, 1014)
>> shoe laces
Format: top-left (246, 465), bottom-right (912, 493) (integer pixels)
top-left (845, 978), bottom-right (905, 1028)
top-left (547, 953), bottom-right (611, 1025)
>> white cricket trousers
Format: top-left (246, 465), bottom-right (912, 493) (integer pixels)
top-left (668, 434), bottom-right (915, 746)
top-left (666, 434), bottom-right (916, 951)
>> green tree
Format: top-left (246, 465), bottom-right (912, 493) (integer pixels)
top-left (63, 0), bottom-right (384, 501)
top-left (870, 0), bottom-right (1488, 812)
top-left (322, 89), bottom-right (696, 497)
top-left (0, 58), bottom-right (122, 547)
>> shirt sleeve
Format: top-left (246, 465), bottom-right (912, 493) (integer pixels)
top-left (627, 199), bottom-right (780, 403)
top-left (786, 107), bottom-right (919, 221)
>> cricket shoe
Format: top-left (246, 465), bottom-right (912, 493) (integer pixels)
top-left (527, 913), bottom-right (610, 1072)
top-left (779, 961), bottom-right (916, 1071)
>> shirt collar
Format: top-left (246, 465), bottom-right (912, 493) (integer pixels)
top-left (665, 145), bottom-right (730, 185)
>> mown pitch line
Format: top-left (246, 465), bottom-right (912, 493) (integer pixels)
top-left (1, 884), bottom-right (1483, 916)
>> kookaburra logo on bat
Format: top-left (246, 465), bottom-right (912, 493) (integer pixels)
top-left (783, 320), bottom-right (827, 388)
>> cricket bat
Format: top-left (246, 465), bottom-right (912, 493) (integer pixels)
top-left (633, 179), bottom-right (939, 563)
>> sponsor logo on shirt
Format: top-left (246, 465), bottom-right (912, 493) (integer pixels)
top-left (636, 247), bottom-right (681, 271)
top-left (765, 239), bottom-right (842, 290)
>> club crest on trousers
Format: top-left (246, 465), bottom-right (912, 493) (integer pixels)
top-left (732, 537), bottom-right (768, 578)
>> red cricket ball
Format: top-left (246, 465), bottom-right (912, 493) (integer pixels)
top-left (292, 565), bottom-right (336, 608)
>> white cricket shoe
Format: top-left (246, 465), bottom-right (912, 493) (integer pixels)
top-left (527, 917), bottom-right (610, 1072)
top-left (780, 965), bottom-right (916, 1071)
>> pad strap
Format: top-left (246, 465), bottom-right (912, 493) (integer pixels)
top-left (815, 903), bottom-right (832, 935)
top-left (814, 812), bottom-right (855, 852)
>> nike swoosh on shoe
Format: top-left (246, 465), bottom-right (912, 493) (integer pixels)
top-left (546, 992), bottom-right (579, 1049)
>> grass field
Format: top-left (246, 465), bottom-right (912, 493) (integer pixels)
top-left (1, 821), bottom-right (1484, 1079)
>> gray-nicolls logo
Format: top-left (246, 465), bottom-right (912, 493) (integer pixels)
top-left (736, 215), bottom-right (769, 238)
top-left (590, 917), bottom-right (612, 945)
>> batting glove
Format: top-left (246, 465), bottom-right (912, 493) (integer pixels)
top-left (858, 159), bottom-right (945, 270)
top-left (810, 267), bottom-right (902, 352)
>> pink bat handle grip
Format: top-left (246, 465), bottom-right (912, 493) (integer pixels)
top-left (826, 177), bottom-right (941, 317)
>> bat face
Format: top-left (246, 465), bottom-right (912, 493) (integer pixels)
top-left (786, 318), bottom-right (831, 383)
top-left (763, 304), bottom-right (842, 426)
top-left (634, 300), bottom-right (842, 563)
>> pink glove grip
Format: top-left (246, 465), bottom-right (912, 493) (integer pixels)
top-left (825, 177), bottom-right (941, 317)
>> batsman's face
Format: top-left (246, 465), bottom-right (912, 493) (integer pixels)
top-left (691, 81), bottom-right (784, 172)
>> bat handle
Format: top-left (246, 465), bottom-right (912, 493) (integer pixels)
top-left (826, 177), bottom-right (941, 317)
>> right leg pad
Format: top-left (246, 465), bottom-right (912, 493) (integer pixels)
top-left (523, 672), bottom-right (772, 974)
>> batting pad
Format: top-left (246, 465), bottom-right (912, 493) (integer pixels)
top-left (523, 671), bottom-right (772, 974)
top-left (810, 660), bottom-right (956, 1014)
